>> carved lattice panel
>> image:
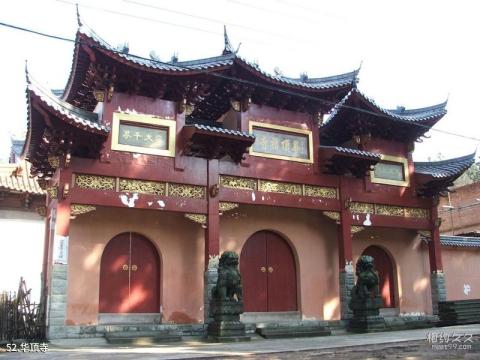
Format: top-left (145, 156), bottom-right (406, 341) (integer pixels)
top-left (404, 207), bottom-right (429, 219)
top-left (119, 179), bottom-right (166, 195)
top-left (304, 185), bottom-right (337, 199)
top-left (258, 180), bottom-right (302, 195)
top-left (75, 174), bottom-right (115, 191)
top-left (375, 204), bottom-right (405, 217)
top-left (168, 183), bottom-right (205, 199)
top-left (220, 176), bottom-right (257, 191)
top-left (349, 202), bottom-right (374, 214)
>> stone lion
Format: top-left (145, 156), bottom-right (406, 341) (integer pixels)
top-left (352, 255), bottom-right (380, 300)
top-left (212, 251), bottom-right (243, 301)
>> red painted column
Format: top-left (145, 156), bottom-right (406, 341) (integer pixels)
top-left (338, 177), bottom-right (353, 269)
top-left (205, 159), bottom-right (220, 269)
top-left (428, 204), bottom-right (443, 273)
top-left (337, 177), bottom-right (354, 319)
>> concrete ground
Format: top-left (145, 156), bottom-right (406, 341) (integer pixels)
top-left (0, 324), bottom-right (479, 359)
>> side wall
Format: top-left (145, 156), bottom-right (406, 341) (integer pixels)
top-left (352, 228), bottom-right (432, 315)
top-left (442, 247), bottom-right (480, 300)
top-left (66, 206), bottom-right (204, 325)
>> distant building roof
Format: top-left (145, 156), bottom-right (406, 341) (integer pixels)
top-left (0, 161), bottom-right (45, 195)
top-left (440, 235), bottom-right (480, 248)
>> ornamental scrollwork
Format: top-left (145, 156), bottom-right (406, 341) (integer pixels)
top-left (75, 174), bottom-right (115, 191)
top-left (351, 226), bottom-right (365, 234)
top-left (184, 213), bottom-right (207, 226)
top-left (375, 204), bottom-right (404, 217)
top-left (219, 202), bottom-right (239, 213)
top-left (168, 183), bottom-right (205, 199)
top-left (47, 155), bottom-right (60, 169)
top-left (304, 185), bottom-right (337, 199)
top-left (258, 180), bottom-right (302, 195)
top-left (220, 176), bottom-right (257, 191)
top-left (322, 211), bottom-right (340, 223)
top-left (404, 207), bottom-right (429, 219)
top-left (46, 186), bottom-right (58, 199)
top-left (349, 202), bottom-right (374, 214)
top-left (119, 178), bottom-right (166, 195)
top-left (70, 204), bottom-right (96, 216)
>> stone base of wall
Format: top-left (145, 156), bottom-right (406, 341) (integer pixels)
top-left (430, 272), bottom-right (447, 315)
top-left (48, 324), bottom-right (207, 339)
top-left (47, 264), bottom-right (68, 339)
top-left (339, 270), bottom-right (355, 320)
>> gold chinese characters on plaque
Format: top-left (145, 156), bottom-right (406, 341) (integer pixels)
top-left (111, 112), bottom-right (176, 157)
top-left (249, 121), bottom-right (313, 163)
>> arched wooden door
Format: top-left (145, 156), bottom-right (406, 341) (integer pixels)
top-left (240, 231), bottom-right (297, 312)
top-left (362, 246), bottom-right (396, 308)
top-left (99, 232), bottom-right (160, 313)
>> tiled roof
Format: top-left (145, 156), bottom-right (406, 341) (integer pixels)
top-left (414, 153), bottom-right (476, 179)
top-left (324, 88), bottom-right (447, 125)
top-left (78, 24), bottom-right (358, 90)
top-left (27, 72), bottom-right (109, 134)
top-left (320, 146), bottom-right (382, 160)
top-left (440, 235), bottom-right (480, 248)
top-left (185, 124), bottom-right (256, 139)
top-left (0, 161), bottom-right (45, 195)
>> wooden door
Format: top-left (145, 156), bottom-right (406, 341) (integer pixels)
top-left (240, 231), bottom-right (297, 312)
top-left (99, 232), bottom-right (160, 313)
top-left (362, 246), bottom-right (395, 308)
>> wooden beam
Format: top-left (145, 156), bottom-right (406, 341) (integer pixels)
top-left (68, 188), bottom-right (207, 214)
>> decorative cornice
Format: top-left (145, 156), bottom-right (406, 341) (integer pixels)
top-left (184, 213), bottom-right (207, 226)
top-left (71, 204), bottom-right (96, 216)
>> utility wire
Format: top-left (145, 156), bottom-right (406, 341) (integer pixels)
top-left (1, 20), bottom-right (480, 144)
top-left (123, 0), bottom-right (291, 40)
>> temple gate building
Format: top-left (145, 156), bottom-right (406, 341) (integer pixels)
top-left (21, 23), bottom-right (479, 339)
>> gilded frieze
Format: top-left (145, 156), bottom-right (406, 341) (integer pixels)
top-left (220, 176), bottom-right (257, 191)
top-left (375, 204), bottom-right (404, 217)
top-left (404, 207), bottom-right (429, 219)
top-left (47, 155), bottom-right (60, 169)
top-left (258, 180), bottom-right (302, 195)
top-left (349, 202), bottom-right (374, 214)
top-left (74, 174), bottom-right (115, 191)
top-left (168, 183), bottom-right (205, 199)
top-left (119, 178), bottom-right (166, 195)
top-left (304, 185), bottom-right (337, 199)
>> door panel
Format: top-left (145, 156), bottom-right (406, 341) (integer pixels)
top-left (130, 234), bottom-right (160, 313)
top-left (241, 231), bottom-right (297, 312)
top-left (362, 246), bottom-right (395, 308)
top-left (99, 233), bottom-right (130, 313)
top-left (99, 232), bottom-right (160, 313)
top-left (240, 231), bottom-right (268, 312)
top-left (266, 233), bottom-right (297, 311)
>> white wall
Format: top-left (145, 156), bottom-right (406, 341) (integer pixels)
top-left (0, 210), bottom-right (44, 301)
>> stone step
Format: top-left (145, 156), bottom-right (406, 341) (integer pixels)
top-left (105, 330), bottom-right (181, 345)
top-left (241, 311), bottom-right (301, 323)
top-left (256, 323), bottom-right (331, 339)
top-left (438, 299), bottom-right (480, 325)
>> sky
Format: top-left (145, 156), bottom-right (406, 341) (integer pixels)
top-left (0, 0), bottom-right (479, 162)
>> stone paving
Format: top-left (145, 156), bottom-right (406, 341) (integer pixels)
top-left (0, 324), bottom-right (479, 359)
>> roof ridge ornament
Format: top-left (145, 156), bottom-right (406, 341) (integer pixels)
top-left (223, 25), bottom-right (241, 55)
top-left (76, 3), bottom-right (82, 27)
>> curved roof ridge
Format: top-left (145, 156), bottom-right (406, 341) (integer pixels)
top-left (387, 100), bottom-right (448, 116)
top-left (324, 87), bottom-right (447, 125)
top-left (26, 70), bottom-right (108, 133)
top-left (280, 68), bottom-right (360, 84)
top-left (414, 152), bottom-right (476, 179)
top-left (414, 152), bottom-right (476, 167)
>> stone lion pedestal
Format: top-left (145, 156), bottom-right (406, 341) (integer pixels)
top-left (207, 251), bottom-right (250, 342)
top-left (348, 255), bottom-right (386, 333)
top-left (208, 300), bottom-right (250, 342)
